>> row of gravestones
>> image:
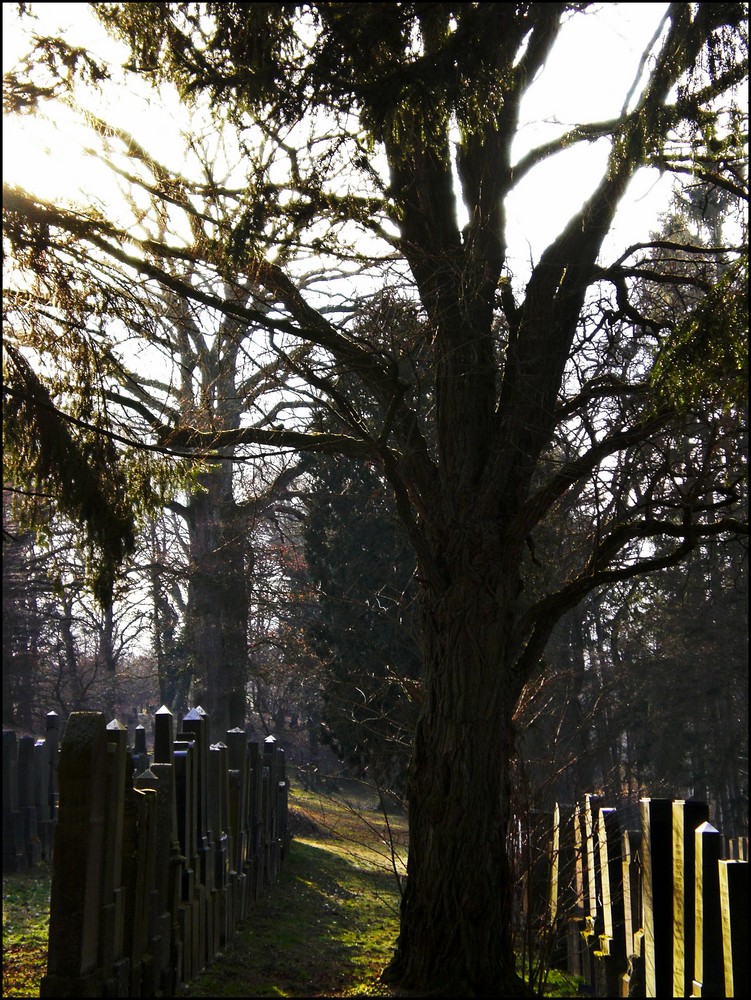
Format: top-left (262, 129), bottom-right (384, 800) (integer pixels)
top-left (2, 712), bottom-right (62, 872)
top-left (541, 795), bottom-right (749, 998)
top-left (33, 706), bottom-right (289, 998)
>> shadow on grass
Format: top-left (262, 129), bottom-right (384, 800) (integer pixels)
top-left (179, 837), bottom-right (400, 998)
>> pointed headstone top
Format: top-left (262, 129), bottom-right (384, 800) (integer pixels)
top-left (695, 821), bottom-right (719, 835)
top-left (156, 705), bottom-right (173, 716)
top-left (106, 719), bottom-right (127, 731)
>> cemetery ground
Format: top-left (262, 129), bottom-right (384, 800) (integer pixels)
top-left (2, 782), bottom-right (582, 998)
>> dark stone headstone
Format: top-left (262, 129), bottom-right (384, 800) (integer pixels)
top-left (641, 798), bottom-right (673, 997)
top-left (692, 822), bottom-right (724, 998)
top-left (41, 712), bottom-right (108, 997)
top-left (672, 799), bottom-right (709, 996)
top-left (719, 860), bottom-right (748, 997)
top-left (154, 705), bottom-right (175, 765)
top-left (3, 730), bottom-right (26, 872)
top-left (621, 828), bottom-right (644, 998)
top-left (594, 806), bottom-right (627, 997)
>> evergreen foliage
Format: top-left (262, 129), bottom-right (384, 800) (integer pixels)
top-left (303, 452), bottom-right (420, 796)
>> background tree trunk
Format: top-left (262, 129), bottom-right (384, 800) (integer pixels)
top-left (187, 464), bottom-right (250, 740)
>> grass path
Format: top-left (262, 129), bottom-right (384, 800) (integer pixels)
top-left (181, 785), bottom-right (405, 997)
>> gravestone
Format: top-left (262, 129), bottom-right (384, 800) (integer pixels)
top-left (641, 798), bottom-right (674, 997)
top-left (672, 800), bottom-right (709, 997)
top-left (248, 739), bottom-right (265, 896)
top-left (39, 703), bottom-right (291, 998)
top-left (691, 822), bottom-right (723, 998)
top-left (18, 734), bottom-right (43, 865)
top-left (153, 705), bottom-right (175, 764)
top-left (45, 711), bottom-right (62, 814)
top-left (549, 803), bottom-right (576, 971)
top-left (100, 719), bottom-right (129, 992)
top-left (33, 737), bottom-right (54, 860)
top-left (621, 828), bottom-right (644, 998)
top-left (594, 807), bottom-right (627, 997)
top-left (149, 752), bottom-right (185, 996)
top-left (567, 801), bottom-right (587, 978)
top-left (173, 735), bottom-right (200, 983)
top-left (580, 794), bottom-right (604, 990)
top-left (121, 778), bottom-right (158, 997)
top-left (2, 730), bottom-right (25, 872)
top-left (41, 712), bottom-right (108, 997)
top-left (719, 860), bottom-right (748, 997)
top-left (226, 727), bottom-right (250, 923)
top-left (210, 741), bottom-right (231, 952)
top-left (549, 803), bottom-right (561, 941)
top-left (135, 765), bottom-right (176, 995)
top-left (132, 724), bottom-right (150, 774)
top-left (182, 708), bottom-right (214, 967)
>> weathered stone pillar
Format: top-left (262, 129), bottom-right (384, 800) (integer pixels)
top-left (248, 740), bottom-right (265, 897)
top-left (33, 736), bottom-right (54, 860)
top-left (18, 734), bottom-right (43, 866)
top-left (132, 724), bottom-right (150, 775)
top-left (149, 746), bottom-right (184, 997)
top-left (45, 711), bottom-right (61, 817)
top-left (595, 806), bottom-right (627, 997)
top-left (567, 801), bottom-right (586, 978)
top-left (691, 822), bottom-right (723, 998)
top-left (209, 741), bottom-right (231, 952)
top-left (100, 719), bottom-right (129, 995)
top-left (226, 727), bottom-right (250, 922)
top-left (580, 794), bottom-right (604, 990)
top-left (641, 798), bottom-right (674, 997)
top-left (153, 704), bottom-right (175, 765)
top-left (181, 707), bottom-right (213, 968)
top-left (719, 859), bottom-right (748, 997)
top-left (41, 711), bottom-right (108, 997)
top-left (173, 735), bottom-right (199, 983)
top-left (2, 730), bottom-right (25, 872)
top-left (121, 778), bottom-right (158, 997)
top-left (182, 708), bottom-right (213, 891)
top-left (672, 800), bottom-right (709, 997)
top-left (621, 827), bottom-right (644, 998)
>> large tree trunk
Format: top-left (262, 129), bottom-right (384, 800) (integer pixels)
top-left (187, 464), bottom-right (250, 741)
top-left (384, 533), bottom-right (532, 996)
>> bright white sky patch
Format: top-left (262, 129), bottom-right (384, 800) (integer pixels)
top-left (4, 2), bottom-right (675, 274)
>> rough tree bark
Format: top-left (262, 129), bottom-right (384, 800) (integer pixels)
top-left (185, 461), bottom-right (250, 740)
top-left (386, 567), bottom-right (527, 995)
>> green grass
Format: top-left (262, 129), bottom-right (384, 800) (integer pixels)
top-left (180, 783), bottom-right (406, 997)
top-left (2, 859), bottom-right (51, 998)
top-left (540, 967), bottom-right (586, 998)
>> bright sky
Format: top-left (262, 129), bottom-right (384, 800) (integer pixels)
top-left (3, 2), bottom-right (674, 275)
